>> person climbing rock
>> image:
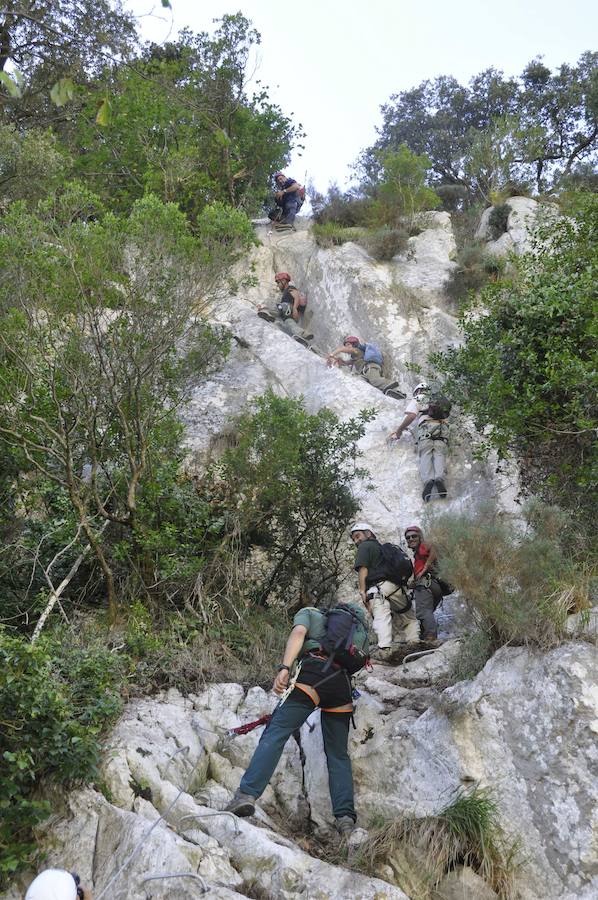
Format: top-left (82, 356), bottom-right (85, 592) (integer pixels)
top-left (404, 525), bottom-right (447, 642)
top-left (25, 869), bottom-right (92, 899)
top-left (389, 382), bottom-right (450, 501)
top-left (227, 599), bottom-right (370, 837)
top-left (326, 336), bottom-right (405, 400)
top-left (257, 272), bottom-right (314, 346)
top-left (350, 522), bottom-right (419, 657)
top-left (268, 172), bottom-right (304, 230)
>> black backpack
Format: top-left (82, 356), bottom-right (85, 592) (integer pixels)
top-left (379, 542), bottom-right (413, 586)
top-left (319, 604), bottom-right (369, 674)
top-left (426, 393), bottom-right (452, 420)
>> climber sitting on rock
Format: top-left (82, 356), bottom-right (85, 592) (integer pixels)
top-left (257, 272), bottom-right (314, 346)
top-left (350, 521), bottom-right (419, 661)
top-left (389, 382), bottom-right (451, 502)
top-left (268, 172), bottom-right (304, 230)
top-left (227, 597), bottom-right (370, 840)
top-left (404, 525), bottom-right (452, 644)
top-left (326, 336), bottom-right (405, 400)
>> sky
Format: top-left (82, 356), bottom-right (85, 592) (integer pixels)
top-left (125, 0), bottom-right (597, 191)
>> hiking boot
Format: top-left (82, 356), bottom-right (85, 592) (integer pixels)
top-left (422, 480), bottom-right (435, 502)
top-left (370, 645), bottom-right (393, 662)
top-left (385, 388), bottom-right (407, 400)
top-left (293, 335), bottom-right (310, 347)
top-left (226, 790), bottom-right (256, 817)
top-left (335, 815), bottom-right (356, 837)
top-left (435, 478), bottom-right (447, 498)
top-left (257, 309), bottom-right (276, 323)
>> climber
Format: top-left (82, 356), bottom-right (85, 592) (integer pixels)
top-left (326, 336), bottom-right (405, 400)
top-left (268, 172), bottom-right (304, 229)
top-left (25, 868), bottom-right (92, 899)
top-left (350, 522), bottom-right (419, 658)
top-left (389, 382), bottom-right (450, 502)
top-left (404, 525), bottom-right (447, 642)
top-left (257, 272), bottom-right (314, 346)
top-left (226, 598), bottom-right (370, 837)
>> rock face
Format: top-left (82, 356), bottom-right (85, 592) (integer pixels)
top-left (7, 642), bottom-right (598, 899)
top-left (182, 216), bottom-right (519, 540)
top-left (7, 215), bottom-right (596, 900)
top-left (475, 196), bottom-right (558, 256)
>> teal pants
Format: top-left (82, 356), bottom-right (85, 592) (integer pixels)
top-left (240, 690), bottom-right (355, 820)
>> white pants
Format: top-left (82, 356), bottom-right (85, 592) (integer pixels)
top-left (369, 581), bottom-right (419, 647)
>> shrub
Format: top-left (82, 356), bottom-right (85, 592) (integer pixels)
top-left (488, 203), bottom-right (511, 240)
top-left (360, 227), bottom-right (409, 261)
top-left (434, 195), bottom-right (598, 525)
top-left (0, 630), bottom-right (123, 884)
top-left (427, 504), bottom-right (591, 650)
top-left (446, 243), bottom-right (505, 303)
top-left (312, 222), bottom-right (366, 248)
top-left (358, 787), bottom-right (518, 898)
top-left (309, 183), bottom-right (369, 227)
top-left (449, 630), bottom-right (493, 683)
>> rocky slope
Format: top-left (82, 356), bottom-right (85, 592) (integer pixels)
top-left (5, 208), bottom-right (598, 900)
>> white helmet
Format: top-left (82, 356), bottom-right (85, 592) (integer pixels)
top-left (25, 869), bottom-right (78, 900)
top-left (350, 522), bottom-right (376, 537)
top-left (413, 382), bottom-right (430, 397)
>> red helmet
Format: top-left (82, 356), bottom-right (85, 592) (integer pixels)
top-left (343, 335), bottom-right (360, 346)
top-left (275, 272), bottom-right (291, 283)
top-left (404, 525), bottom-right (423, 538)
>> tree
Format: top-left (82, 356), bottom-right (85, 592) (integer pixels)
top-left (362, 54), bottom-right (598, 205)
top-left (0, 0), bottom-right (136, 125)
top-left (70, 14), bottom-right (301, 218)
top-left (432, 195), bottom-right (598, 525)
top-left (0, 187), bottom-right (256, 620)
top-left (210, 393), bottom-right (373, 608)
top-left (365, 144), bottom-right (440, 227)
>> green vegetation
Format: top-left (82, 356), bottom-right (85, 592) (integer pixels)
top-left (358, 787), bottom-right (518, 898)
top-left (429, 503), bottom-right (591, 651)
top-left (310, 145), bottom-right (439, 260)
top-left (0, 630), bottom-right (123, 884)
top-left (434, 196), bottom-right (598, 523)
top-left (360, 53), bottom-right (598, 204)
top-left (446, 243), bottom-right (506, 304)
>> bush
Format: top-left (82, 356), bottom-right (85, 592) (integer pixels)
top-left (427, 504), bottom-right (590, 650)
top-left (0, 631), bottom-right (123, 884)
top-left (358, 787), bottom-right (518, 898)
top-left (360, 227), bottom-right (409, 261)
top-left (488, 203), bottom-right (511, 240)
top-left (446, 243), bottom-right (505, 303)
top-left (449, 630), bottom-right (493, 683)
top-left (434, 195), bottom-right (598, 524)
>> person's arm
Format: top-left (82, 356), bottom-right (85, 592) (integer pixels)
top-left (273, 624), bottom-right (307, 694)
top-left (389, 412), bottom-right (417, 440)
top-left (357, 566), bottom-right (368, 603)
top-left (275, 180), bottom-right (301, 201)
top-left (289, 287), bottom-right (301, 321)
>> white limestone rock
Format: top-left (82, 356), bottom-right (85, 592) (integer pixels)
top-left (436, 865), bottom-right (499, 899)
top-left (475, 196), bottom-right (558, 256)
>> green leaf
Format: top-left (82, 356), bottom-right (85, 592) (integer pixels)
top-left (12, 67), bottom-right (25, 89)
top-left (161, 0), bottom-right (171, 7)
top-left (0, 71), bottom-right (22, 99)
top-left (95, 96), bottom-right (112, 127)
top-left (50, 77), bottom-right (75, 107)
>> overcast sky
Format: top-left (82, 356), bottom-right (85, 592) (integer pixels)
top-left (126, 0), bottom-right (597, 191)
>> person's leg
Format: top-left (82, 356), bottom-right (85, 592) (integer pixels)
top-left (413, 585), bottom-right (438, 639)
top-left (417, 438), bottom-right (435, 483)
top-left (393, 608), bottom-right (420, 642)
top-left (361, 364), bottom-right (387, 391)
top-left (239, 693), bottom-right (314, 799)
top-left (257, 303), bottom-right (281, 323)
top-left (432, 441), bottom-right (448, 481)
top-left (369, 590), bottom-right (393, 647)
top-left (279, 198), bottom-right (299, 225)
top-left (321, 712), bottom-right (355, 821)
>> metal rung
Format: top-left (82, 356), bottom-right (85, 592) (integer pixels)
top-left (179, 811), bottom-right (241, 835)
top-left (141, 872), bottom-right (208, 893)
